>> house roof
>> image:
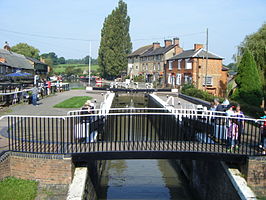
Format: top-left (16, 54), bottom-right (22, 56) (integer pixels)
top-left (26, 57), bottom-right (48, 66)
top-left (0, 62), bottom-right (12, 67)
top-left (128, 45), bottom-right (153, 57)
top-left (0, 49), bottom-right (34, 70)
top-left (141, 45), bottom-right (175, 57)
top-left (168, 48), bottom-right (223, 60)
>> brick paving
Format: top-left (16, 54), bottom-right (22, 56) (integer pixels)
top-left (0, 90), bottom-right (106, 151)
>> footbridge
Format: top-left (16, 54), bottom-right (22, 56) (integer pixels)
top-left (2, 108), bottom-right (265, 162)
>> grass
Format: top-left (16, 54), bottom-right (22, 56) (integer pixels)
top-left (70, 87), bottom-right (86, 90)
top-left (0, 177), bottom-right (38, 200)
top-left (53, 96), bottom-right (92, 108)
top-left (53, 64), bottom-right (99, 73)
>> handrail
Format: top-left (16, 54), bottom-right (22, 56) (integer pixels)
top-left (1, 112), bottom-right (265, 122)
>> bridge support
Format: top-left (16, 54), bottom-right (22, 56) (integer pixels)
top-left (0, 152), bottom-right (74, 197)
top-left (242, 156), bottom-right (266, 197)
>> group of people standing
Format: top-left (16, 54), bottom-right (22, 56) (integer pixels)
top-left (211, 98), bottom-right (266, 154)
top-left (211, 99), bottom-right (244, 152)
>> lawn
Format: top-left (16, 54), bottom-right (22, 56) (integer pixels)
top-left (0, 177), bottom-right (38, 200)
top-left (53, 64), bottom-right (99, 73)
top-left (53, 96), bottom-right (92, 108)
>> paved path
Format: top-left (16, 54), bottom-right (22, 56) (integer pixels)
top-left (156, 92), bottom-right (196, 109)
top-left (0, 90), bottom-right (106, 151)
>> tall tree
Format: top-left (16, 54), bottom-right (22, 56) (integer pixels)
top-left (98, 0), bottom-right (132, 79)
top-left (11, 43), bottom-right (40, 59)
top-left (236, 23), bottom-right (266, 104)
top-left (41, 52), bottom-right (58, 65)
top-left (233, 49), bottom-right (263, 106)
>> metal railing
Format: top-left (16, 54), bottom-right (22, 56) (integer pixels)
top-left (2, 108), bottom-right (265, 157)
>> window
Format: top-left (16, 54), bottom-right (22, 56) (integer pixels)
top-left (168, 74), bottom-right (172, 84)
top-left (146, 64), bottom-right (148, 70)
top-left (185, 59), bottom-right (192, 69)
top-left (153, 64), bottom-right (156, 71)
top-left (135, 65), bottom-right (138, 70)
top-left (177, 60), bottom-right (181, 69)
top-left (157, 63), bottom-right (160, 70)
top-left (169, 61), bottom-right (173, 70)
top-left (176, 74), bottom-right (181, 85)
top-left (203, 76), bottom-right (213, 86)
top-left (156, 55), bottom-right (161, 61)
top-left (184, 75), bottom-right (192, 84)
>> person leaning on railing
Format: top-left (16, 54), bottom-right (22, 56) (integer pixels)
top-left (259, 110), bottom-right (266, 155)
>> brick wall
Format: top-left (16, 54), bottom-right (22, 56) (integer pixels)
top-left (176, 159), bottom-right (242, 200)
top-left (0, 152), bottom-right (11, 180)
top-left (0, 152), bottom-right (74, 186)
top-left (246, 157), bottom-right (266, 197)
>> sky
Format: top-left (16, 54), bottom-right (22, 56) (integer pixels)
top-left (0, 0), bottom-right (265, 64)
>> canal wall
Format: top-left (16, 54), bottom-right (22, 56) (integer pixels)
top-left (243, 156), bottom-right (266, 197)
top-left (148, 94), bottom-right (258, 200)
top-left (174, 159), bottom-right (243, 200)
top-left (0, 151), bottom-right (74, 186)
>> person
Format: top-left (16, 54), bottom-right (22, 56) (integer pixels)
top-left (234, 104), bottom-right (245, 145)
top-left (259, 110), bottom-right (266, 154)
top-left (32, 85), bottom-right (39, 106)
top-left (227, 118), bottom-right (239, 152)
top-left (47, 80), bottom-right (51, 95)
top-left (214, 98), bottom-right (224, 112)
top-left (226, 104), bottom-right (238, 151)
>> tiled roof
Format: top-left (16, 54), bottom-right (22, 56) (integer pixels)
top-left (26, 57), bottom-right (48, 66)
top-left (141, 45), bottom-right (175, 57)
top-left (128, 45), bottom-right (153, 57)
top-left (0, 62), bottom-right (11, 67)
top-left (168, 48), bottom-right (223, 60)
top-left (0, 49), bottom-right (34, 70)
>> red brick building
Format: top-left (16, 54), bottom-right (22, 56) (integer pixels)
top-left (165, 44), bottom-right (228, 97)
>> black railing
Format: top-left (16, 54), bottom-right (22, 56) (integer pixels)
top-left (5, 109), bottom-right (266, 157)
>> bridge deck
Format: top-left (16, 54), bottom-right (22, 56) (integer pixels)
top-left (10, 141), bottom-right (257, 156)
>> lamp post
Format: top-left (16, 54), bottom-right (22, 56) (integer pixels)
top-left (88, 41), bottom-right (91, 86)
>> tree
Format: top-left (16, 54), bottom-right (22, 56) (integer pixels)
top-left (41, 52), bottom-right (58, 65)
top-left (98, 0), bottom-right (132, 79)
top-left (11, 43), bottom-right (40, 59)
top-left (236, 23), bottom-right (266, 104)
top-left (58, 57), bottom-right (66, 64)
top-left (233, 49), bottom-right (263, 106)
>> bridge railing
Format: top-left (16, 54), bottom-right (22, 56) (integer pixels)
top-left (2, 111), bottom-right (266, 156)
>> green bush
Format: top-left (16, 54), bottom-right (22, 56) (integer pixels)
top-left (133, 75), bottom-right (144, 82)
top-left (182, 84), bottom-right (224, 102)
top-left (181, 84), bottom-right (264, 118)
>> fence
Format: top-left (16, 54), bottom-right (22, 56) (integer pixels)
top-left (4, 108), bottom-right (265, 156)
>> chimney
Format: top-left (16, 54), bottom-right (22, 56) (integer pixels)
top-left (164, 39), bottom-right (172, 47)
top-left (153, 42), bottom-right (160, 50)
top-left (3, 41), bottom-right (11, 51)
top-left (173, 38), bottom-right (180, 47)
top-left (194, 44), bottom-right (203, 50)
top-left (173, 37), bottom-right (183, 55)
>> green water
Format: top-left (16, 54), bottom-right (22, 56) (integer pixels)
top-left (95, 94), bottom-right (195, 200)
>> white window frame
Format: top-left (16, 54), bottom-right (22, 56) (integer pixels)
top-left (157, 63), bottom-right (160, 71)
top-left (168, 74), bottom-right (171, 84)
top-left (203, 76), bottom-right (213, 86)
top-left (153, 64), bottom-right (156, 71)
top-left (177, 60), bottom-right (181, 69)
top-left (176, 73), bottom-right (181, 85)
top-left (185, 59), bottom-right (192, 69)
top-left (169, 61), bottom-right (173, 70)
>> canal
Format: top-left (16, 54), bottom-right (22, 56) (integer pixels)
top-left (92, 94), bottom-right (195, 200)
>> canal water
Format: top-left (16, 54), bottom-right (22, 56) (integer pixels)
top-left (95, 94), bottom-right (195, 200)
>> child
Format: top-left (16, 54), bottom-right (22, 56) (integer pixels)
top-left (227, 118), bottom-right (239, 152)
